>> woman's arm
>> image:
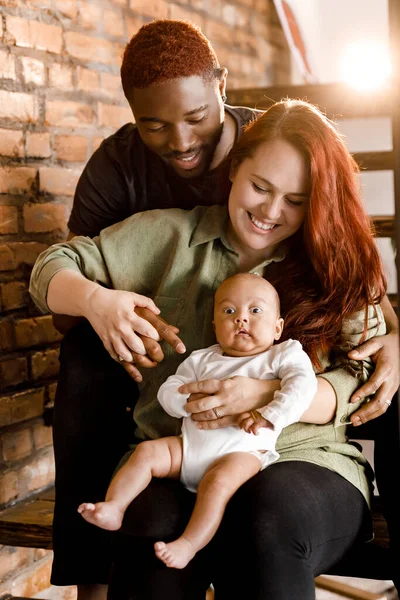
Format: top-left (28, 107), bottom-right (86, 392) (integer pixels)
top-left (347, 295), bottom-right (399, 424)
top-left (181, 374), bottom-right (336, 429)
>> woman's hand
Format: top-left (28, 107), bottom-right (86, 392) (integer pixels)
top-left (120, 308), bottom-right (186, 382)
top-left (348, 330), bottom-right (400, 425)
top-left (84, 286), bottom-right (162, 362)
top-left (181, 377), bottom-right (280, 429)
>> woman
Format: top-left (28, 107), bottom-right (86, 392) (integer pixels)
top-left (30, 100), bottom-right (390, 599)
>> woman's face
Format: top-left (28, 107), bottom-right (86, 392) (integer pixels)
top-left (227, 138), bottom-right (309, 263)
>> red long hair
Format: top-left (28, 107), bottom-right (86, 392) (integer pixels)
top-left (229, 100), bottom-right (387, 366)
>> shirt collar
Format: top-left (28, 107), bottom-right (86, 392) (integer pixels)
top-left (190, 205), bottom-right (288, 267)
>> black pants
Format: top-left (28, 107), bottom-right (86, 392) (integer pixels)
top-left (52, 321), bottom-right (370, 597)
top-left (51, 321), bottom-right (139, 585)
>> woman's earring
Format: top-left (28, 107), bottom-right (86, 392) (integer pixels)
top-left (221, 94), bottom-right (227, 103)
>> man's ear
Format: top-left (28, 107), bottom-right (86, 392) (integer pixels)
top-left (212, 320), bottom-right (216, 332)
top-left (274, 318), bottom-right (284, 341)
top-left (218, 67), bottom-right (228, 98)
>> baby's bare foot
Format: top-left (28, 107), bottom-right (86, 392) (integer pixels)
top-left (77, 501), bottom-right (124, 531)
top-left (154, 538), bottom-right (196, 569)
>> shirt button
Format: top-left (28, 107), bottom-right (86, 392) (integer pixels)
top-left (340, 415), bottom-right (348, 423)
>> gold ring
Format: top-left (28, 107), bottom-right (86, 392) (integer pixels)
top-left (118, 355), bottom-right (125, 362)
top-left (213, 407), bottom-right (221, 419)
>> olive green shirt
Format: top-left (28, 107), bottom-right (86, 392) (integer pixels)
top-left (29, 205), bottom-right (386, 505)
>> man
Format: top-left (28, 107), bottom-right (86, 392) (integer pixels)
top-left (52, 20), bottom-right (260, 600)
top-left (51, 18), bottom-right (399, 600)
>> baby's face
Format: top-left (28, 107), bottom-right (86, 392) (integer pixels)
top-left (213, 276), bottom-right (284, 357)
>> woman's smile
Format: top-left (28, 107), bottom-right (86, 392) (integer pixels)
top-left (248, 212), bottom-right (279, 233)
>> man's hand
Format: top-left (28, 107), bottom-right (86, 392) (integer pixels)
top-left (348, 330), bottom-right (400, 426)
top-left (120, 307), bottom-right (186, 382)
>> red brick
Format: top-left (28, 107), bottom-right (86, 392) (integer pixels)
top-left (39, 167), bottom-right (81, 197)
top-left (54, 135), bottom-right (88, 162)
top-left (0, 90), bottom-right (38, 122)
top-left (0, 394), bottom-right (12, 427)
top-left (26, 132), bottom-right (51, 158)
top-left (126, 16), bottom-right (143, 39)
top-left (21, 56), bottom-right (46, 86)
top-left (15, 315), bottom-right (63, 348)
top-left (0, 546), bottom-right (33, 581)
top-left (128, 0), bottom-right (168, 17)
top-left (0, 245), bottom-right (17, 271)
top-left (0, 49), bottom-right (16, 80)
top-left (0, 166), bottom-right (36, 194)
top-left (47, 381), bottom-right (57, 403)
top-left (205, 20), bottom-right (232, 45)
top-left (34, 548), bottom-right (51, 561)
top-left (10, 387), bottom-right (45, 424)
top-left (0, 281), bottom-right (29, 311)
top-left (31, 347), bottom-right (60, 380)
top-left (0, 357), bottom-right (28, 389)
top-left (0, 469), bottom-right (18, 504)
top-left (45, 100), bottom-right (93, 127)
top-left (169, 4), bottom-right (202, 24)
top-left (2, 428), bottom-right (32, 461)
top-left (23, 202), bottom-right (68, 233)
top-left (20, 450), bottom-right (55, 494)
top-left (98, 103), bottom-right (132, 128)
top-left (33, 422), bottom-right (53, 449)
top-left (92, 136), bottom-right (104, 153)
top-left (104, 8), bottom-right (125, 38)
top-left (0, 319), bottom-right (14, 351)
top-left (54, 0), bottom-right (78, 19)
top-left (76, 66), bottom-right (99, 92)
top-left (7, 16), bottom-right (63, 54)
top-left (9, 553), bottom-right (52, 597)
top-left (0, 205), bottom-right (18, 234)
top-left (65, 31), bottom-right (114, 64)
top-left (113, 42), bottom-right (125, 69)
top-left (100, 72), bottom-right (122, 100)
top-left (0, 244), bottom-right (17, 271)
top-left (0, 128), bottom-right (24, 157)
top-left (49, 63), bottom-right (74, 89)
top-left (78, 1), bottom-right (103, 29)
top-left (6, 241), bottom-right (48, 269)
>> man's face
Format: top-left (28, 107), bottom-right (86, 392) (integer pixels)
top-left (130, 75), bottom-right (225, 179)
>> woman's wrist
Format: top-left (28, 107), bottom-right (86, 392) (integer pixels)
top-left (252, 378), bottom-right (281, 410)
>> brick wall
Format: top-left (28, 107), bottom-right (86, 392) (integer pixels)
top-left (0, 0), bottom-right (290, 595)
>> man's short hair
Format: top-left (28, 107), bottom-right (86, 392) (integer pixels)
top-left (121, 19), bottom-right (221, 99)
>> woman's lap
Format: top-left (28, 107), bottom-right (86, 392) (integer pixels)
top-left (109, 460), bottom-right (371, 600)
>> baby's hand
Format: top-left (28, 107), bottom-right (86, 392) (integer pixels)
top-left (238, 411), bottom-right (271, 435)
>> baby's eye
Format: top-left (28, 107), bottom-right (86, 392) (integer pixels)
top-left (250, 307), bottom-right (262, 314)
top-left (224, 308), bottom-right (235, 314)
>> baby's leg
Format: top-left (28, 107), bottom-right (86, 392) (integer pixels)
top-left (155, 452), bottom-right (261, 569)
top-left (78, 436), bottom-right (183, 531)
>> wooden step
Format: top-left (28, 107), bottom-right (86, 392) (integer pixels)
top-left (0, 487), bottom-right (54, 549)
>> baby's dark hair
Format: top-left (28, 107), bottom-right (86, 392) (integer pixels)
top-left (121, 19), bottom-right (221, 100)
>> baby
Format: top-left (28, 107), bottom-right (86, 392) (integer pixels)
top-left (78, 273), bottom-right (317, 569)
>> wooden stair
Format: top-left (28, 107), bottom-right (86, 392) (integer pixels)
top-left (0, 487), bottom-right (54, 550)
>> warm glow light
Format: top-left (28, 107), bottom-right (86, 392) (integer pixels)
top-left (340, 41), bottom-right (392, 91)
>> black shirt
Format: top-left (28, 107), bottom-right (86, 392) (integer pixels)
top-left (68, 105), bottom-right (259, 238)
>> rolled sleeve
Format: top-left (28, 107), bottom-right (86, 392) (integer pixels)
top-left (29, 236), bottom-right (111, 314)
top-left (319, 303), bottom-right (386, 427)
